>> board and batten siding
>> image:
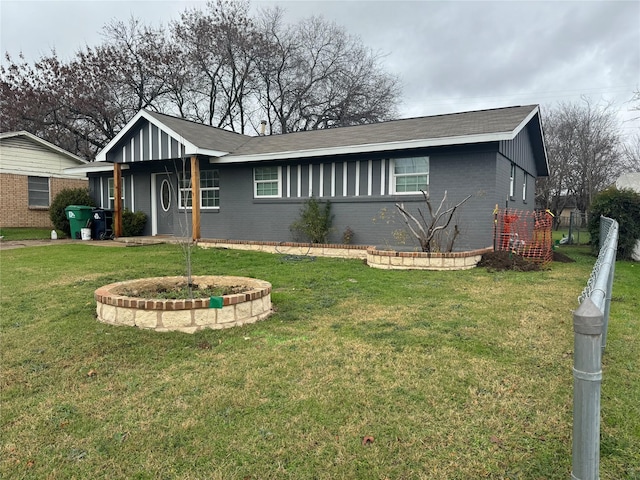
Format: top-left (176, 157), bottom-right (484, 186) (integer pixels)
top-left (279, 159), bottom-right (391, 199)
top-left (106, 121), bottom-right (185, 164)
top-left (499, 125), bottom-right (537, 176)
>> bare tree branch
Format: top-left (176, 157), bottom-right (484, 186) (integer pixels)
top-left (395, 191), bottom-right (472, 252)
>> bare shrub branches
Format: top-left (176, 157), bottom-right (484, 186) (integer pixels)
top-left (395, 190), bottom-right (471, 252)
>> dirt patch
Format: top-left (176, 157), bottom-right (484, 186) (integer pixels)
top-left (552, 250), bottom-right (575, 263)
top-left (114, 279), bottom-right (250, 299)
top-left (477, 251), bottom-right (542, 272)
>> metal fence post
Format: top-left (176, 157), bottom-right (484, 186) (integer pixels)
top-left (572, 298), bottom-right (603, 480)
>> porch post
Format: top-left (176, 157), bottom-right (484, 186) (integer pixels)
top-left (113, 162), bottom-right (123, 237)
top-left (190, 155), bottom-right (201, 241)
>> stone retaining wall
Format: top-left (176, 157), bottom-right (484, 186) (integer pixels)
top-left (95, 275), bottom-right (272, 333)
top-left (198, 239), bottom-right (368, 259)
top-left (366, 246), bottom-right (493, 271)
top-left (198, 239), bottom-right (492, 271)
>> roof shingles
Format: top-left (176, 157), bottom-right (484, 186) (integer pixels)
top-left (144, 105), bottom-right (539, 158)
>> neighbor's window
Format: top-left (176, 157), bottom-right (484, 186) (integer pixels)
top-left (392, 157), bottom-right (429, 194)
top-left (509, 164), bottom-right (516, 198)
top-left (28, 176), bottom-right (50, 207)
top-left (179, 170), bottom-right (220, 209)
top-left (522, 173), bottom-right (528, 202)
top-left (108, 177), bottom-right (125, 209)
top-left (254, 166), bottom-right (281, 198)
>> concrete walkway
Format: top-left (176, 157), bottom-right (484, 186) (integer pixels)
top-left (0, 238), bottom-right (126, 250)
top-left (1, 236), bottom-right (190, 250)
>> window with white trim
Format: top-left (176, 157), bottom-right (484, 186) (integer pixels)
top-left (254, 166), bottom-right (281, 198)
top-left (108, 177), bottom-right (125, 209)
top-left (522, 173), bottom-right (528, 202)
top-left (28, 176), bottom-right (50, 207)
top-left (509, 164), bottom-right (516, 198)
top-left (391, 157), bottom-right (429, 194)
top-left (179, 170), bottom-right (220, 209)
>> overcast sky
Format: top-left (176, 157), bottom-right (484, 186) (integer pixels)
top-left (1, 0), bottom-right (638, 141)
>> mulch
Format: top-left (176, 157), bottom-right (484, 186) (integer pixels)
top-left (477, 249), bottom-right (575, 272)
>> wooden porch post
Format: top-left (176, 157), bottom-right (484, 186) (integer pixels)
top-left (190, 156), bottom-right (201, 241)
top-left (113, 162), bottom-right (123, 237)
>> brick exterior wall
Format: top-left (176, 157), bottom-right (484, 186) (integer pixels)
top-left (0, 173), bottom-right (88, 228)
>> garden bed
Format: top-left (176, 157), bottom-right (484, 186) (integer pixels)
top-left (95, 275), bottom-right (272, 333)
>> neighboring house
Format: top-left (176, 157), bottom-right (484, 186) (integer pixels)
top-left (69, 105), bottom-right (548, 251)
top-left (554, 195), bottom-right (579, 227)
top-left (0, 131), bottom-right (88, 228)
top-left (616, 172), bottom-right (640, 261)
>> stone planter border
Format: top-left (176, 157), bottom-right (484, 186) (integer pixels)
top-left (366, 246), bottom-right (493, 270)
top-left (95, 275), bottom-right (272, 333)
top-left (198, 239), bottom-right (492, 271)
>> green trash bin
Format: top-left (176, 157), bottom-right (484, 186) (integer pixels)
top-left (65, 205), bottom-right (94, 240)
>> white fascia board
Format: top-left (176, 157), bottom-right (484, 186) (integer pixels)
top-left (0, 131), bottom-right (88, 164)
top-left (511, 105), bottom-right (539, 138)
top-left (64, 163), bottom-right (130, 175)
top-left (187, 147), bottom-right (229, 158)
top-left (96, 110), bottom-right (147, 162)
top-left (95, 110), bottom-right (230, 162)
top-left (511, 105), bottom-right (550, 176)
top-left (210, 131), bottom-right (514, 164)
top-left (532, 108), bottom-right (550, 176)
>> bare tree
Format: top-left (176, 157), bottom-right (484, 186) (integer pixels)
top-left (170, 0), bottom-right (260, 133)
top-left (254, 8), bottom-right (399, 134)
top-left (621, 134), bottom-right (640, 173)
top-left (537, 98), bottom-right (624, 219)
top-left (395, 190), bottom-right (471, 252)
top-left (2, 0), bottom-right (401, 156)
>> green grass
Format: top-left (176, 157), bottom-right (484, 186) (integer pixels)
top-left (0, 227), bottom-right (64, 241)
top-left (552, 227), bottom-right (591, 245)
top-left (1, 244), bottom-right (638, 479)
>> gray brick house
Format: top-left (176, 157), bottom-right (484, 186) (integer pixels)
top-left (71, 105), bottom-right (548, 251)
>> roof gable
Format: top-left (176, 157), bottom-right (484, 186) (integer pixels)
top-left (96, 110), bottom-right (251, 162)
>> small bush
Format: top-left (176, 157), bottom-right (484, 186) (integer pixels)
top-left (588, 187), bottom-right (640, 260)
top-left (290, 198), bottom-right (334, 243)
top-left (122, 209), bottom-right (147, 237)
top-left (49, 188), bottom-right (96, 237)
top-left (342, 226), bottom-right (354, 244)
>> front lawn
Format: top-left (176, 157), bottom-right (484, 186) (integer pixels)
top-left (0, 227), bottom-right (63, 241)
top-left (1, 244), bottom-right (638, 479)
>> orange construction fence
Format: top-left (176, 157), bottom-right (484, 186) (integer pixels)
top-left (493, 207), bottom-right (554, 264)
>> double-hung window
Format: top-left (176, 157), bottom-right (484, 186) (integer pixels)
top-left (179, 170), bottom-right (220, 209)
top-left (254, 166), bottom-right (281, 198)
top-left (28, 176), bottom-right (50, 207)
top-left (391, 157), bottom-right (429, 194)
top-left (108, 177), bottom-right (125, 209)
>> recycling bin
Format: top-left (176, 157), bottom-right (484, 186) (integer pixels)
top-left (90, 208), bottom-right (114, 240)
top-left (65, 205), bottom-right (94, 240)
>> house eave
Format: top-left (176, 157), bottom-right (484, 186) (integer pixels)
top-left (210, 131), bottom-right (514, 164)
top-left (64, 162), bottom-right (130, 174)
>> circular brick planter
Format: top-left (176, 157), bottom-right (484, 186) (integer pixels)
top-left (94, 275), bottom-right (272, 333)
